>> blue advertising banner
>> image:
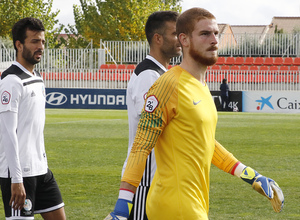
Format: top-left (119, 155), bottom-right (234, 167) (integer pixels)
top-left (45, 88), bottom-right (127, 109)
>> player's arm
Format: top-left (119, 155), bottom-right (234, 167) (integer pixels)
top-left (121, 70), bottom-right (160, 177)
top-left (105, 122), bottom-right (159, 220)
top-left (105, 119), bottom-right (160, 219)
top-left (212, 140), bottom-right (284, 213)
top-left (0, 111), bottom-right (26, 210)
top-left (0, 77), bottom-right (26, 210)
top-left (104, 139), bottom-right (154, 220)
top-left (104, 182), bottom-right (136, 220)
top-left (105, 74), bottom-right (177, 220)
top-left (132, 70), bottom-right (160, 116)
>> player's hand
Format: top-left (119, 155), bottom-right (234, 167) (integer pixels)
top-left (10, 183), bottom-right (26, 210)
top-left (104, 212), bottom-right (127, 220)
top-left (104, 198), bottom-right (132, 220)
top-left (240, 166), bottom-right (284, 212)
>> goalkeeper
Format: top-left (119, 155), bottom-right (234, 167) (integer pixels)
top-left (105, 7), bottom-right (284, 220)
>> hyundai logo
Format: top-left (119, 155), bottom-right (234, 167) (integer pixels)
top-left (46, 92), bottom-right (67, 106)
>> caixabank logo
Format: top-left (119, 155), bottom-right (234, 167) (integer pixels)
top-left (255, 95), bottom-right (274, 110)
top-left (255, 94), bottom-right (300, 111)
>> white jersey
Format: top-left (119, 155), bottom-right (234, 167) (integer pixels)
top-left (0, 61), bottom-right (48, 183)
top-left (122, 55), bottom-right (167, 187)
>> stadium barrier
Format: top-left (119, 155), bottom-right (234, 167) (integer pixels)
top-left (243, 91), bottom-right (300, 113)
top-left (0, 47), bottom-right (299, 91)
top-left (45, 88), bottom-right (300, 113)
top-left (40, 68), bottom-right (299, 91)
top-left (45, 88), bottom-right (126, 109)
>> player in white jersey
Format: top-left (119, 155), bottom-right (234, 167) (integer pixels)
top-left (0, 17), bottom-right (66, 220)
top-left (122, 11), bottom-right (181, 220)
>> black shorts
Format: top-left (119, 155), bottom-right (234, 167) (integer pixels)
top-left (128, 185), bottom-right (149, 220)
top-left (0, 169), bottom-right (64, 219)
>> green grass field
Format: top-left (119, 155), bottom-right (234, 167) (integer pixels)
top-left (1, 109), bottom-right (299, 219)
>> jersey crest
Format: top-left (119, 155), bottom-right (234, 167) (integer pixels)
top-left (1, 91), bottom-right (11, 105)
top-left (145, 95), bottom-right (159, 113)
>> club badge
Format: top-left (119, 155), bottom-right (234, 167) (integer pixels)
top-left (1, 91), bottom-right (11, 105)
top-left (145, 95), bottom-right (159, 113)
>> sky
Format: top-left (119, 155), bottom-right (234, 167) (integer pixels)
top-left (52, 0), bottom-right (300, 27)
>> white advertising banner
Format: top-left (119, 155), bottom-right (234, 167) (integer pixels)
top-left (242, 91), bottom-right (300, 113)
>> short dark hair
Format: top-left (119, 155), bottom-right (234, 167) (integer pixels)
top-left (176, 8), bottom-right (215, 37)
top-left (12, 17), bottom-right (45, 51)
top-left (145, 11), bottom-right (179, 45)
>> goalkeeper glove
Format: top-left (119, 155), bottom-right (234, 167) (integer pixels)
top-left (104, 189), bottom-right (133, 220)
top-left (232, 162), bottom-right (284, 212)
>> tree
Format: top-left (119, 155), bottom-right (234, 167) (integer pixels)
top-left (0, 0), bottom-right (60, 48)
top-left (73, 0), bottom-right (182, 47)
top-left (55, 24), bottom-right (91, 49)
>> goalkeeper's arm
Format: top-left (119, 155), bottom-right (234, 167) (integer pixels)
top-left (104, 182), bottom-right (136, 220)
top-left (212, 140), bottom-right (284, 213)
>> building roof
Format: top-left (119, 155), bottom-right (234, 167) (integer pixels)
top-left (218, 24), bottom-right (228, 34)
top-left (268, 16), bottom-right (300, 34)
top-left (231, 25), bottom-right (269, 35)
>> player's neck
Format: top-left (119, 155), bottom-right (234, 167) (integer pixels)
top-left (180, 59), bottom-right (207, 85)
top-left (16, 57), bottom-right (35, 74)
top-left (149, 51), bottom-right (170, 69)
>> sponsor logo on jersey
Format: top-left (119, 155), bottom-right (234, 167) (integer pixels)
top-left (46, 92), bottom-right (67, 106)
top-left (31, 91), bottom-right (36, 97)
top-left (145, 95), bottom-right (159, 113)
top-left (193, 100), bottom-right (202, 105)
top-left (1, 91), bottom-right (11, 105)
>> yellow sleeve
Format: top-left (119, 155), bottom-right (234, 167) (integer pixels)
top-left (211, 140), bottom-right (239, 173)
top-left (122, 71), bottom-right (178, 187)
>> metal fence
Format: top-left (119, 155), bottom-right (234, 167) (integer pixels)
top-left (40, 69), bottom-right (299, 91)
top-left (102, 33), bottom-right (300, 64)
top-left (206, 70), bottom-right (300, 91)
top-left (0, 33), bottom-right (300, 91)
top-left (0, 48), bottom-right (105, 72)
top-left (218, 33), bottom-right (300, 57)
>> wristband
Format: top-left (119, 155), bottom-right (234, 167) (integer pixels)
top-left (231, 162), bottom-right (246, 177)
top-left (118, 188), bottom-right (134, 201)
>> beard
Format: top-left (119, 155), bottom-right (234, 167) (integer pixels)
top-left (189, 41), bottom-right (218, 66)
top-left (161, 36), bottom-right (182, 59)
top-left (22, 45), bottom-right (42, 65)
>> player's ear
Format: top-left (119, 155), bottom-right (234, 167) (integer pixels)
top-left (178, 33), bottom-right (189, 47)
top-left (153, 33), bottom-right (163, 46)
top-left (15, 40), bottom-right (23, 53)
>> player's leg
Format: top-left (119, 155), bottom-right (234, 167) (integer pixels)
top-left (34, 169), bottom-right (65, 220)
top-left (40, 207), bottom-right (66, 220)
top-left (221, 96), bottom-right (225, 110)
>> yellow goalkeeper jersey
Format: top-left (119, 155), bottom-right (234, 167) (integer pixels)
top-left (122, 65), bottom-right (237, 219)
